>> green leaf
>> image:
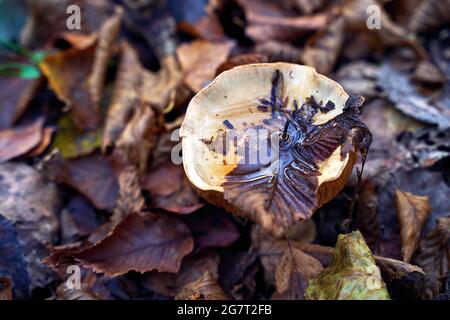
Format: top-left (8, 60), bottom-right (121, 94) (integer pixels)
top-left (305, 231), bottom-right (390, 300)
top-left (0, 62), bottom-right (41, 79)
top-left (51, 114), bottom-right (103, 159)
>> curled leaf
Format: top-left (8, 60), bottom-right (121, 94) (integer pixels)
top-left (305, 231), bottom-right (390, 300)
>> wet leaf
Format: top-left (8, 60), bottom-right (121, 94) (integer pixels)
top-left (73, 212), bottom-right (194, 276)
top-left (177, 39), bottom-right (234, 92)
top-left (305, 231), bottom-right (390, 300)
top-left (175, 271), bottom-right (228, 300)
top-left (395, 189), bottom-right (431, 262)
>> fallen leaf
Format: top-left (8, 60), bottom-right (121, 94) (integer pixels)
top-left (377, 63), bottom-right (450, 129)
top-left (144, 251), bottom-right (220, 297)
top-left (395, 189), bottom-right (431, 262)
top-left (39, 8), bottom-right (122, 130)
top-left (73, 212), bottom-right (194, 276)
top-left (143, 163), bottom-right (204, 214)
top-left (414, 217), bottom-right (450, 299)
top-left (302, 16), bottom-right (345, 74)
top-left (0, 77), bottom-right (40, 130)
top-left (51, 114), bottom-right (102, 159)
top-left (175, 271), bottom-right (228, 300)
top-left (275, 247), bottom-right (323, 294)
top-left (0, 118), bottom-right (44, 163)
top-left (255, 41), bottom-right (303, 64)
top-left (216, 53), bottom-right (268, 75)
top-left (236, 0), bottom-right (328, 43)
top-left (54, 153), bottom-right (119, 210)
top-left (177, 39), bottom-right (234, 93)
top-left (184, 206), bottom-right (239, 250)
top-left (305, 231), bottom-right (390, 300)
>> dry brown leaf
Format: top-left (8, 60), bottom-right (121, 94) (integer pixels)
top-left (0, 77), bottom-right (40, 130)
top-left (237, 0), bottom-right (328, 43)
top-left (112, 166), bottom-right (146, 224)
top-left (414, 217), bottom-right (450, 299)
top-left (39, 8), bottom-right (122, 130)
top-left (395, 189), bottom-right (431, 262)
top-left (287, 0), bottom-right (327, 14)
top-left (275, 247), bottom-right (323, 293)
top-left (0, 119), bottom-right (44, 163)
top-left (302, 15), bottom-right (345, 74)
top-left (73, 212), bottom-right (194, 276)
top-left (408, 0), bottom-right (450, 34)
top-left (103, 42), bottom-right (174, 170)
top-left (177, 40), bottom-right (234, 93)
top-left (175, 271), bottom-right (228, 300)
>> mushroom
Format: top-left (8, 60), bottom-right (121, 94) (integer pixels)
top-left (180, 63), bottom-right (371, 236)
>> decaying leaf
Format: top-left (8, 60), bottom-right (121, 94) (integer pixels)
top-left (177, 39), bottom-right (234, 93)
top-left (378, 63), bottom-right (450, 129)
top-left (102, 42), bottom-right (172, 170)
top-left (51, 114), bottom-right (102, 159)
top-left (275, 247), bottom-right (323, 295)
top-left (175, 271), bottom-right (228, 300)
top-left (302, 16), bottom-right (346, 75)
top-left (216, 53), bottom-right (268, 75)
top-left (236, 0), bottom-right (328, 43)
top-left (305, 231), bottom-right (390, 300)
top-left (395, 189), bottom-right (431, 262)
top-left (39, 8), bottom-right (122, 130)
top-left (0, 118), bottom-right (44, 163)
top-left (73, 212), bottom-right (194, 276)
top-left (414, 217), bottom-right (450, 299)
top-left (181, 63), bottom-right (372, 236)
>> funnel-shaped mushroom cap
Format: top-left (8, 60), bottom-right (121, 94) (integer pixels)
top-left (180, 63), bottom-right (371, 236)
